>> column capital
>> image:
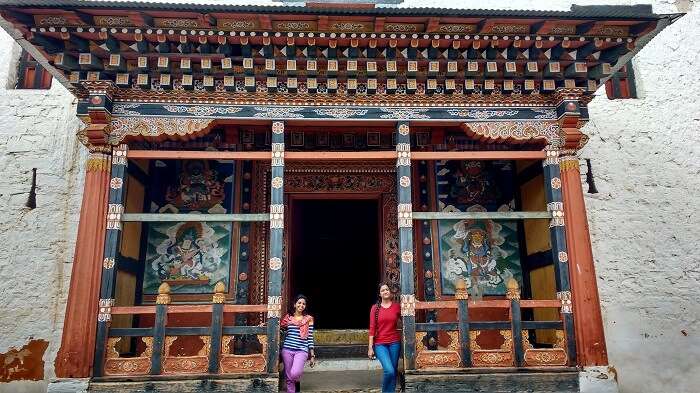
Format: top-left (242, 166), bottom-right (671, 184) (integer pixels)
top-left (86, 152), bottom-right (111, 172)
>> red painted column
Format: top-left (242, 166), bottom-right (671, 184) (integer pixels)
top-left (560, 153), bottom-right (609, 366)
top-left (55, 152), bottom-right (111, 377)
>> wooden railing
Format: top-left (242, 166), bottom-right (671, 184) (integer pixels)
top-left (413, 278), bottom-right (570, 370)
top-left (101, 282), bottom-right (271, 377)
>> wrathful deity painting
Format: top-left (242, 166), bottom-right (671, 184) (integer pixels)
top-left (143, 159), bottom-right (235, 295)
top-left (435, 160), bottom-right (523, 296)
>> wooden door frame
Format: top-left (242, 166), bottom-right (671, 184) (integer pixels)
top-left (283, 193), bottom-right (385, 319)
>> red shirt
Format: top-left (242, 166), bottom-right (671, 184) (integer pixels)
top-left (368, 302), bottom-right (401, 345)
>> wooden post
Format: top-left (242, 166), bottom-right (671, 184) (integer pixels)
top-left (209, 282), bottom-right (226, 374)
top-left (151, 283), bottom-right (170, 375)
top-left (507, 278), bottom-right (524, 367)
top-left (542, 148), bottom-right (578, 365)
top-left (92, 144), bottom-right (128, 377)
top-left (559, 152), bottom-right (608, 366)
top-left (396, 121), bottom-right (416, 370)
top-left (55, 152), bottom-right (110, 377)
top-left (454, 279), bottom-right (471, 367)
top-left (266, 121), bottom-right (285, 373)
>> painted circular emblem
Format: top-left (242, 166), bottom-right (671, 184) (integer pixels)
top-left (425, 270), bottom-right (433, 279)
top-left (398, 124), bottom-right (409, 135)
top-left (566, 102), bottom-right (577, 111)
top-left (90, 95), bottom-right (103, 105)
top-left (238, 272), bottom-right (248, 281)
top-left (551, 177), bottom-right (562, 189)
top-left (241, 235), bottom-right (249, 244)
top-left (422, 237), bottom-right (431, 245)
top-left (272, 122), bottom-right (284, 134)
top-left (269, 257), bottom-right (283, 270)
top-left (558, 251), bottom-right (568, 263)
top-left (399, 176), bottom-right (410, 188)
top-left (110, 177), bottom-right (123, 189)
top-left (401, 250), bottom-right (413, 263)
top-left (271, 177), bottom-right (283, 189)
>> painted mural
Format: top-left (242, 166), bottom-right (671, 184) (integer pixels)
top-left (435, 160), bottom-right (523, 296)
top-left (143, 159), bottom-right (235, 295)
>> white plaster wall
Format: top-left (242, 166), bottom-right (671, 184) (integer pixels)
top-left (0, 1), bottom-right (697, 393)
top-left (0, 27), bottom-right (84, 393)
top-left (582, 3), bottom-right (700, 393)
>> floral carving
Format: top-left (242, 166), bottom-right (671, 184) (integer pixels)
top-left (163, 105), bottom-right (243, 117)
top-left (314, 108), bottom-right (369, 119)
top-left (447, 109), bottom-right (520, 119)
top-left (110, 117), bottom-right (213, 144)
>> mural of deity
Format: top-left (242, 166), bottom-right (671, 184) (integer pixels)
top-left (144, 221), bottom-right (232, 294)
top-left (446, 161), bottom-right (500, 206)
top-left (436, 160), bottom-right (522, 296)
top-left (164, 160), bottom-right (225, 212)
top-left (143, 159), bottom-right (235, 295)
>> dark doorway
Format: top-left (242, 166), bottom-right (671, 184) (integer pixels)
top-left (290, 199), bottom-right (380, 329)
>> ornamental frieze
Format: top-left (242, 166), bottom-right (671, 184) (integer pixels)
top-left (384, 23), bottom-right (423, 32)
top-left (285, 174), bottom-right (394, 193)
top-left (109, 117), bottom-right (213, 143)
top-left (162, 105), bottom-right (243, 117)
top-left (94, 102), bottom-right (584, 123)
top-left (154, 18), bottom-right (200, 28)
top-left (217, 19), bottom-right (258, 30)
top-left (313, 108), bottom-right (369, 119)
top-left (446, 109), bottom-right (520, 119)
top-left (438, 24), bottom-right (477, 33)
top-left (329, 21), bottom-right (373, 32)
top-left (465, 121), bottom-right (561, 143)
top-left (94, 16), bottom-right (134, 27)
top-left (275, 21), bottom-right (317, 31)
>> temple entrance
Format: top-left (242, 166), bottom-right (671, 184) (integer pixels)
top-left (289, 198), bottom-right (381, 329)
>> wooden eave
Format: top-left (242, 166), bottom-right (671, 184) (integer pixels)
top-left (0, 2), bottom-right (682, 99)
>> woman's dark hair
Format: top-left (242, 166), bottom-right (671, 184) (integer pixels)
top-left (373, 282), bottom-right (391, 336)
top-left (288, 294), bottom-right (309, 316)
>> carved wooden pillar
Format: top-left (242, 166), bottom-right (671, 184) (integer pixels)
top-left (266, 121), bottom-right (285, 373)
top-left (54, 151), bottom-right (111, 378)
top-left (92, 144), bottom-right (129, 377)
top-left (560, 151), bottom-right (608, 366)
top-left (542, 147), bottom-right (577, 365)
top-left (396, 121), bottom-right (416, 370)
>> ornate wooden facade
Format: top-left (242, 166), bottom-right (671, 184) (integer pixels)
top-left (0, 0), bottom-right (680, 388)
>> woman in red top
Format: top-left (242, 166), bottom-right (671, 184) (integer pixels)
top-left (368, 282), bottom-right (401, 393)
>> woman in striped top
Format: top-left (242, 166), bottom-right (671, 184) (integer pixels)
top-left (281, 294), bottom-right (315, 393)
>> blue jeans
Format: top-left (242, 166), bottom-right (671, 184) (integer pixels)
top-left (374, 341), bottom-right (400, 393)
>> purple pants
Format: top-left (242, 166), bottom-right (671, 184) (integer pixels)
top-left (281, 348), bottom-right (308, 393)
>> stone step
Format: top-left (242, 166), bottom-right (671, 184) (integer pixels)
top-left (292, 369), bottom-right (385, 392)
top-left (306, 357), bottom-right (383, 372)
